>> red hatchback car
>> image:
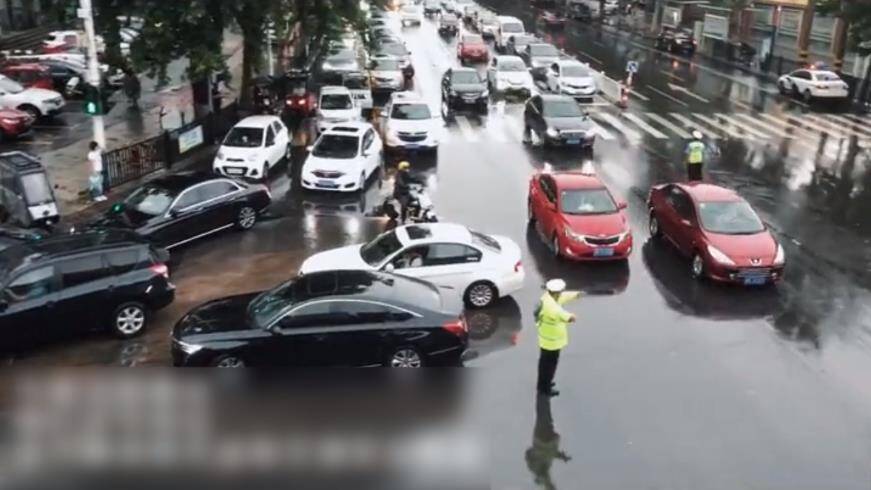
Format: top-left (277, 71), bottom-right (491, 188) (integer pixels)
top-left (0, 63), bottom-right (54, 90)
top-left (528, 170), bottom-right (632, 260)
top-left (457, 33), bottom-right (489, 64)
top-left (647, 182), bottom-right (785, 285)
top-left (0, 108), bottom-right (35, 140)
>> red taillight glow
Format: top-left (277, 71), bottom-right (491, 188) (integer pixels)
top-left (150, 263), bottom-right (169, 279)
top-left (442, 317), bottom-right (467, 337)
top-left (514, 260), bottom-right (522, 273)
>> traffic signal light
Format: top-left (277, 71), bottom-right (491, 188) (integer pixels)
top-left (84, 84), bottom-right (102, 116)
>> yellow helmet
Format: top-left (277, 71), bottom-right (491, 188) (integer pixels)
top-left (397, 161), bottom-right (411, 170)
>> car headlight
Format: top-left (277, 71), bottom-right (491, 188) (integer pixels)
top-left (707, 245), bottom-right (735, 266)
top-left (175, 340), bottom-right (203, 355)
top-left (546, 127), bottom-right (559, 138)
top-left (774, 243), bottom-right (785, 265)
top-left (564, 227), bottom-right (584, 243)
top-left (216, 152), bottom-right (224, 160)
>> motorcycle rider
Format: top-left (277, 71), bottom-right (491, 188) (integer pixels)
top-left (393, 161), bottom-right (422, 223)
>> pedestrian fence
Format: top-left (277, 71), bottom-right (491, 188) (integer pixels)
top-left (102, 102), bottom-right (240, 190)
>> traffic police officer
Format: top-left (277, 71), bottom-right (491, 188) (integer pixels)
top-left (536, 279), bottom-right (581, 397)
top-left (685, 130), bottom-right (706, 181)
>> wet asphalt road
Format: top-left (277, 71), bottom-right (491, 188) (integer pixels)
top-left (11, 4), bottom-right (871, 489)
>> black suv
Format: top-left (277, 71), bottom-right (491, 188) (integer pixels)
top-left (0, 230), bottom-right (174, 352)
top-left (441, 67), bottom-right (489, 118)
top-left (655, 27), bottom-right (696, 55)
top-left (523, 94), bottom-right (596, 150)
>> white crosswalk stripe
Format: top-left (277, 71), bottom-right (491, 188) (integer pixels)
top-left (668, 112), bottom-right (720, 139)
top-left (587, 121), bottom-right (616, 141)
top-left (593, 112), bottom-right (642, 141)
top-left (644, 112), bottom-right (692, 139)
top-left (715, 113), bottom-right (773, 140)
top-left (455, 116), bottom-right (480, 142)
top-left (842, 114), bottom-right (870, 126)
top-left (822, 114), bottom-right (871, 138)
top-left (622, 113), bottom-right (669, 139)
top-left (732, 113), bottom-right (795, 139)
top-left (799, 114), bottom-right (851, 139)
top-left (691, 113), bottom-right (747, 139)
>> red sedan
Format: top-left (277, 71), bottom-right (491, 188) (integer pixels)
top-left (1, 63), bottom-right (54, 91)
top-left (0, 108), bottom-right (35, 141)
top-left (647, 182), bottom-right (785, 285)
top-left (528, 170), bottom-right (632, 261)
top-left (457, 33), bottom-right (489, 64)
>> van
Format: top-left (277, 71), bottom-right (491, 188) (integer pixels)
top-left (495, 16), bottom-right (525, 52)
top-left (0, 151), bottom-right (59, 228)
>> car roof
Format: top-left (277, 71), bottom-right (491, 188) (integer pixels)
top-left (235, 115), bottom-right (280, 128)
top-left (495, 55), bottom-right (524, 63)
top-left (555, 59), bottom-right (586, 67)
top-left (549, 171), bottom-right (606, 190)
top-left (320, 85), bottom-right (352, 95)
top-left (396, 223), bottom-right (472, 245)
top-left (497, 15), bottom-right (522, 22)
top-left (0, 229), bottom-right (147, 275)
top-left (145, 171), bottom-right (222, 193)
top-left (323, 121), bottom-right (370, 135)
top-left (677, 182), bottom-right (742, 202)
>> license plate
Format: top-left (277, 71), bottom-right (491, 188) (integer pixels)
top-left (405, 144), bottom-right (420, 149)
top-left (317, 179), bottom-right (337, 187)
top-left (743, 276), bottom-right (766, 286)
top-left (227, 168), bottom-right (244, 175)
top-left (593, 247), bottom-right (614, 257)
top-left (566, 139), bottom-right (581, 145)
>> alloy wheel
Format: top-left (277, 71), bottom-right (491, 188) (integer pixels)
top-left (468, 283), bottom-right (495, 308)
top-left (390, 348), bottom-right (422, 368)
top-left (649, 214), bottom-right (659, 238)
top-left (692, 254), bottom-right (705, 279)
top-left (215, 356), bottom-right (245, 368)
top-left (116, 306), bottom-right (145, 336)
top-left (237, 206), bottom-right (257, 229)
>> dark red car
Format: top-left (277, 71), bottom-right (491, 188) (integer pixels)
top-left (647, 182), bottom-right (785, 285)
top-left (1, 63), bottom-right (54, 90)
top-left (457, 33), bottom-right (489, 64)
top-left (528, 169), bottom-right (632, 261)
top-left (0, 108), bottom-right (35, 141)
top-left (538, 10), bottom-right (567, 28)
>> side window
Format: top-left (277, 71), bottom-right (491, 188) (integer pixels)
top-left (362, 130), bottom-right (374, 150)
top-left (199, 181), bottom-right (237, 202)
top-left (425, 243), bottom-right (481, 266)
top-left (540, 176), bottom-right (556, 203)
top-left (278, 301), bottom-right (334, 329)
top-left (265, 126), bottom-right (276, 146)
top-left (668, 188), bottom-right (694, 220)
top-left (58, 255), bottom-right (109, 289)
top-left (106, 249), bottom-right (142, 275)
top-left (5, 266), bottom-right (56, 303)
top-left (340, 301), bottom-right (391, 323)
top-left (392, 245), bottom-right (429, 269)
top-left (272, 121), bottom-right (283, 134)
top-left (173, 186), bottom-right (206, 210)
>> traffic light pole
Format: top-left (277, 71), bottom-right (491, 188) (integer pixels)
top-left (79, 0), bottom-right (105, 147)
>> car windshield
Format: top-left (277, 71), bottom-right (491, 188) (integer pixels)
top-left (223, 127), bottom-right (263, 147)
top-left (247, 279), bottom-right (296, 329)
top-left (451, 71), bottom-right (481, 84)
top-left (0, 77), bottom-right (24, 94)
top-left (312, 134), bottom-right (359, 159)
top-left (499, 59), bottom-right (527, 71)
top-left (321, 93), bottom-right (353, 109)
top-left (543, 99), bottom-right (584, 117)
top-left (462, 35), bottom-right (483, 44)
top-left (20, 173), bottom-right (53, 205)
top-left (560, 188), bottom-right (617, 215)
top-left (391, 103), bottom-right (431, 120)
top-left (698, 201), bottom-right (765, 235)
top-left (814, 72), bottom-right (841, 81)
top-left (502, 22), bottom-right (523, 33)
top-left (561, 65), bottom-right (590, 77)
top-left (124, 185), bottom-right (174, 216)
top-left (360, 230), bottom-right (403, 265)
top-left (373, 58), bottom-right (401, 71)
top-left (530, 44), bottom-right (558, 56)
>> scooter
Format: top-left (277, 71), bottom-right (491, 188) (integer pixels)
top-left (374, 183), bottom-right (438, 224)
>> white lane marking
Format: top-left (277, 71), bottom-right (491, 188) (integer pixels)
top-left (484, 114), bottom-right (508, 143)
top-left (455, 115), bottom-right (479, 142)
top-left (732, 113), bottom-right (795, 139)
top-left (667, 82), bottom-right (710, 103)
top-left (593, 112), bottom-right (642, 141)
top-left (714, 113), bottom-right (771, 139)
top-left (842, 114), bottom-right (870, 126)
top-left (587, 121), bottom-right (616, 141)
top-left (794, 114), bottom-right (850, 139)
top-left (661, 70), bottom-right (686, 83)
top-left (822, 114), bottom-right (871, 138)
top-left (647, 85), bottom-right (689, 107)
top-left (690, 113), bottom-right (746, 139)
top-left (668, 112), bottom-right (720, 139)
top-left (629, 88), bottom-right (650, 101)
top-left (623, 112), bottom-right (668, 139)
top-left (645, 112), bottom-right (692, 139)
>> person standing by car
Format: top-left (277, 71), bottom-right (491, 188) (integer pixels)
top-left (87, 141), bottom-right (106, 202)
top-left (685, 130), bottom-right (706, 182)
top-left (535, 279), bottom-right (580, 397)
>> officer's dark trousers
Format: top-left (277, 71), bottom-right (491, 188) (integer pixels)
top-left (537, 348), bottom-right (561, 393)
top-left (687, 163), bottom-right (703, 181)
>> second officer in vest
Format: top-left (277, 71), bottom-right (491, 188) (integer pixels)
top-left (685, 130), bottom-right (706, 182)
top-left (536, 279), bottom-right (581, 397)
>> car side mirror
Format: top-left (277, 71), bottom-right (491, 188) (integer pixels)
top-left (383, 263), bottom-right (395, 273)
top-left (0, 299), bottom-right (8, 313)
top-left (617, 200), bottom-right (627, 210)
top-left (680, 219), bottom-right (692, 227)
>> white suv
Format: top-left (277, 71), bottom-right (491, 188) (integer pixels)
top-left (316, 86), bottom-right (361, 133)
top-left (381, 92), bottom-right (441, 155)
top-left (301, 122), bottom-right (383, 192)
top-left (487, 55), bottom-right (534, 97)
top-left (777, 69), bottom-right (849, 102)
top-left (213, 116), bottom-right (290, 180)
top-left (0, 75), bottom-right (64, 119)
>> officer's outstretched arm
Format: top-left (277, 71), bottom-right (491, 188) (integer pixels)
top-left (557, 291), bottom-right (581, 305)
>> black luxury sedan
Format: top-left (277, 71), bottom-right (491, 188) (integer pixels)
top-left (655, 27), bottom-right (697, 55)
top-left (93, 172), bottom-right (271, 250)
top-left (171, 270), bottom-right (468, 367)
top-left (523, 94), bottom-right (596, 150)
top-left (441, 67), bottom-right (489, 118)
top-left (0, 229), bottom-right (174, 351)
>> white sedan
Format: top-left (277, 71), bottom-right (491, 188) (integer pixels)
top-left (777, 69), bottom-right (849, 101)
top-left (299, 223), bottom-right (525, 308)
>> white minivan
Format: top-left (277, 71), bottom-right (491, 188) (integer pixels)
top-left (495, 16), bottom-right (525, 52)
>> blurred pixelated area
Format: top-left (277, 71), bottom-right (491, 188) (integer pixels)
top-left (0, 371), bottom-right (487, 490)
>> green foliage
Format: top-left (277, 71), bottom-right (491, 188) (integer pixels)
top-left (817, 0), bottom-right (871, 50)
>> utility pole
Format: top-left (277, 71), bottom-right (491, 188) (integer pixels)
top-left (266, 23), bottom-right (276, 76)
top-left (79, 0), bottom-right (105, 147)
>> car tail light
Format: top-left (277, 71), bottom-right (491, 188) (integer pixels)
top-left (150, 263), bottom-right (169, 279)
top-left (514, 260), bottom-right (522, 273)
top-left (442, 316), bottom-right (467, 337)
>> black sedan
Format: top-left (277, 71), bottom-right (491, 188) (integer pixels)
top-left (655, 27), bottom-right (696, 55)
top-left (93, 172), bottom-right (271, 250)
top-left (441, 67), bottom-right (488, 118)
top-left (523, 94), bottom-right (596, 150)
top-left (171, 270), bottom-right (468, 367)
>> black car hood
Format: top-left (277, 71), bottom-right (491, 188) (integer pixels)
top-left (173, 292), bottom-right (261, 338)
top-left (453, 82), bottom-right (486, 94)
top-left (544, 116), bottom-right (594, 132)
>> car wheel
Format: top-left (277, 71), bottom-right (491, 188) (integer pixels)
top-left (386, 346), bottom-right (423, 368)
top-left (464, 281), bottom-right (497, 308)
top-left (803, 90), bottom-right (813, 103)
top-left (211, 354), bottom-right (246, 368)
top-left (111, 302), bottom-right (147, 339)
top-left (235, 205), bottom-right (257, 230)
top-left (552, 234), bottom-right (562, 259)
top-left (691, 252), bottom-right (705, 280)
top-left (648, 211), bottom-right (661, 239)
top-left (19, 105), bottom-right (40, 120)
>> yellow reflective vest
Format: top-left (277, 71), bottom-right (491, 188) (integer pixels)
top-left (686, 140), bottom-right (705, 165)
top-left (536, 291), bottom-right (581, 351)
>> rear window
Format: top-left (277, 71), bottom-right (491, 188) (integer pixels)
top-left (107, 248), bottom-right (143, 274)
top-left (471, 231), bottom-right (501, 251)
top-left (813, 72), bottom-right (841, 82)
top-left (529, 44), bottom-right (558, 56)
top-left (405, 225), bottom-right (433, 240)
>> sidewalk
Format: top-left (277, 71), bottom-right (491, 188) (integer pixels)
top-left (46, 30), bottom-right (244, 217)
